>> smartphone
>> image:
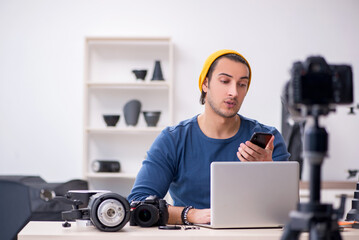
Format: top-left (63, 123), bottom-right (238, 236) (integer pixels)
top-left (249, 132), bottom-right (273, 149)
top-left (158, 225), bottom-right (181, 230)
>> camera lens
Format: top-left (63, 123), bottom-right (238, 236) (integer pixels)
top-left (138, 209), bottom-right (152, 222)
top-left (134, 204), bottom-right (159, 227)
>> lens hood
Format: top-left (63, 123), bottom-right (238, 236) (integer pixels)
top-left (88, 192), bottom-right (130, 232)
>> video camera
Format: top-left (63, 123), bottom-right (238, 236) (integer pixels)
top-left (281, 56), bottom-right (354, 240)
top-left (284, 56), bottom-right (353, 117)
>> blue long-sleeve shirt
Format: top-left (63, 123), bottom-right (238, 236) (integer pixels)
top-left (128, 114), bottom-right (290, 209)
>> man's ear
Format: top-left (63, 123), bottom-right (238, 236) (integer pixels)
top-left (202, 77), bottom-right (209, 92)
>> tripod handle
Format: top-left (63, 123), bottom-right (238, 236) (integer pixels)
top-left (54, 196), bottom-right (84, 209)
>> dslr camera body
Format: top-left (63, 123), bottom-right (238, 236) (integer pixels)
top-left (130, 195), bottom-right (169, 227)
top-left (285, 56), bottom-right (353, 117)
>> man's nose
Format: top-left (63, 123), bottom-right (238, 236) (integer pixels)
top-left (228, 82), bottom-right (238, 97)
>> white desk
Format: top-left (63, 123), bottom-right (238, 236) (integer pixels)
top-left (18, 221), bottom-right (359, 240)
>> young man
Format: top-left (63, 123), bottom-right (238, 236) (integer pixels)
top-left (128, 49), bottom-right (290, 225)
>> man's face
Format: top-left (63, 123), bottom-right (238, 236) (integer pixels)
top-left (202, 57), bottom-right (249, 118)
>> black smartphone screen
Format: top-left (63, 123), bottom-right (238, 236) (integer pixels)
top-left (249, 132), bottom-right (273, 149)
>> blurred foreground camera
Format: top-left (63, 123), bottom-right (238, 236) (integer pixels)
top-left (285, 56), bottom-right (353, 118)
top-left (130, 195), bottom-right (169, 227)
top-left (281, 56), bottom-right (353, 239)
top-left (56, 190), bottom-right (130, 232)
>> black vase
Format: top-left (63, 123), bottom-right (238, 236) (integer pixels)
top-left (123, 99), bottom-right (142, 126)
top-left (151, 60), bottom-right (164, 81)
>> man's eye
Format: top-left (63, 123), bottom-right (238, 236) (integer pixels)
top-left (220, 79), bottom-right (229, 83)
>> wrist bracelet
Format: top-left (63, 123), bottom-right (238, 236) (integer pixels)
top-left (181, 206), bottom-right (193, 225)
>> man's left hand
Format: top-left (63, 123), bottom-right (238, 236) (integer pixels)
top-left (236, 135), bottom-right (274, 161)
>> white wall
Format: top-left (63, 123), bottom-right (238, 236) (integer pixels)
top-left (0, 0), bottom-right (358, 182)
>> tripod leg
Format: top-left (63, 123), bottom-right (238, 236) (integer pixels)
top-left (309, 223), bottom-right (326, 240)
top-left (309, 222), bottom-right (342, 240)
top-left (330, 229), bottom-right (342, 240)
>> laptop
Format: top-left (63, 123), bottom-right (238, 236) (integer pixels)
top-left (198, 161), bottom-right (299, 229)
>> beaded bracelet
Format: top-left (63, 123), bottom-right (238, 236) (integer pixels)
top-left (181, 206), bottom-right (193, 225)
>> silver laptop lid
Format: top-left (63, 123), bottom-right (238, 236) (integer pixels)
top-left (210, 161), bottom-right (299, 228)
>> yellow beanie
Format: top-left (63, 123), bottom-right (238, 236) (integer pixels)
top-left (198, 49), bottom-right (252, 92)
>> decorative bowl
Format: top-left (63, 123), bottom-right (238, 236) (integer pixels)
top-left (143, 111), bottom-right (161, 127)
top-left (103, 115), bottom-right (120, 127)
top-left (132, 69), bottom-right (147, 81)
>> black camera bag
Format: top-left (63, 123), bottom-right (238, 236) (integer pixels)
top-left (0, 175), bottom-right (88, 240)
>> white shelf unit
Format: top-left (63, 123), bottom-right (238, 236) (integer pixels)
top-left (83, 37), bottom-right (173, 196)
